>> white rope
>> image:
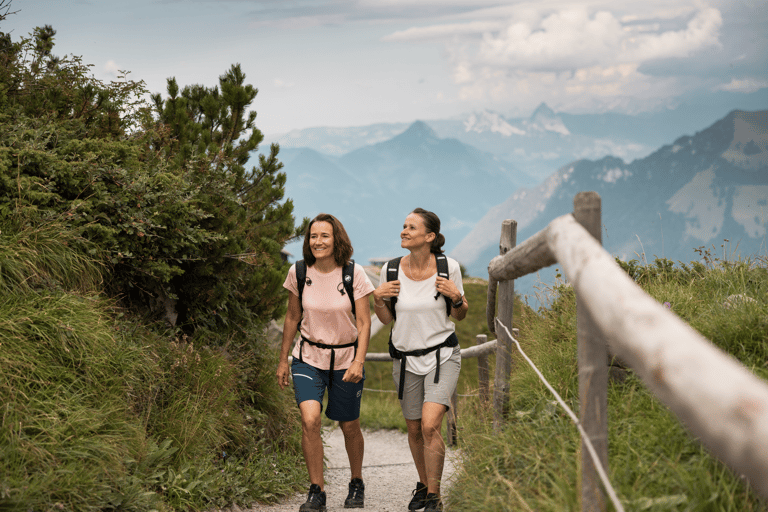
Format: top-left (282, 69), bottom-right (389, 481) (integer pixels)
top-left (496, 319), bottom-right (625, 512)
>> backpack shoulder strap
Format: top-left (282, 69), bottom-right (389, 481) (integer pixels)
top-left (386, 257), bottom-right (402, 320)
top-left (294, 260), bottom-right (308, 332)
top-left (295, 260), bottom-right (307, 308)
top-left (342, 260), bottom-right (356, 318)
top-left (386, 257), bottom-right (402, 282)
top-left (434, 254), bottom-right (452, 316)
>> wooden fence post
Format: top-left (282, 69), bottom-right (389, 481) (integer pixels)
top-left (447, 388), bottom-right (458, 446)
top-left (493, 220), bottom-right (516, 430)
top-left (573, 191), bottom-right (608, 512)
top-left (477, 334), bottom-right (489, 404)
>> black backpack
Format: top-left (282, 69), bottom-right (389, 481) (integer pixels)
top-left (295, 259), bottom-right (356, 322)
top-left (293, 259), bottom-right (358, 386)
top-left (385, 253), bottom-right (458, 399)
top-left (385, 253), bottom-right (452, 319)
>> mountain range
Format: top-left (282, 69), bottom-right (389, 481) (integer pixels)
top-left (453, 109), bottom-right (767, 301)
top-left (275, 120), bottom-right (537, 262)
top-left (264, 103), bottom-right (767, 303)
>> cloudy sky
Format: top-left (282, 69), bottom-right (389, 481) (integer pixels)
top-left (6, 0), bottom-right (768, 137)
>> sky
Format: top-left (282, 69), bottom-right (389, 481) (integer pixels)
top-left (5, 0), bottom-right (768, 138)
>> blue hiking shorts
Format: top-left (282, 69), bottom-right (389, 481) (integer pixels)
top-left (291, 360), bottom-right (365, 422)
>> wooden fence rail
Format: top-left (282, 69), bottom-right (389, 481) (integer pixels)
top-left (486, 191), bottom-right (768, 510)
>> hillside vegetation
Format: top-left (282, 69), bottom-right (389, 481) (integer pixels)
top-left (446, 253), bottom-right (768, 511)
top-left (1, 16), bottom-right (307, 510)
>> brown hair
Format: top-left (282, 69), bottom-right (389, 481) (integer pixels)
top-left (302, 213), bottom-right (354, 266)
top-left (412, 207), bottom-right (446, 254)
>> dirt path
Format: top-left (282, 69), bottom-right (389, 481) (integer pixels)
top-left (248, 427), bottom-right (459, 512)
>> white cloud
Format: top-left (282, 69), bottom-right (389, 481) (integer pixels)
top-left (103, 60), bottom-right (120, 77)
top-left (472, 6), bottom-right (722, 72)
top-left (420, 3), bottom-right (731, 115)
top-left (716, 77), bottom-right (768, 93)
top-left (383, 21), bottom-right (502, 42)
top-left (626, 7), bottom-right (722, 61)
top-left (274, 78), bottom-right (295, 89)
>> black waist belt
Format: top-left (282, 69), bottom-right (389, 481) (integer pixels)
top-left (299, 336), bottom-right (358, 389)
top-left (390, 332), bottom-right (459, 400)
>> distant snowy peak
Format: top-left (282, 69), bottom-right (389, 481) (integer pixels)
top-left (721, 110), bottom-right (768, 171)
top-left (528, 103), bottom-right (570, 136)
top-left (464, 110), bottom-right (525, 136)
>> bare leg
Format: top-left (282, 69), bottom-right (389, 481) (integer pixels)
top-left (339, 418), bottom-right (365, 480)
top-left (299, 400), bottom-right (324, 490)
top-left (421, 402), bottom-right (448, 496)
top-left (406, 418), bottom-right (428, 485)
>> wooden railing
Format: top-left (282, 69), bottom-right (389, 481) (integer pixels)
top-left (484, 191), bottom-right (768, 510)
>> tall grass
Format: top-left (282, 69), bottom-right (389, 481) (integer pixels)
top-left (0, 215), bottom-right (305, 510)
top-left (447, 256), bottom-right (768, 511)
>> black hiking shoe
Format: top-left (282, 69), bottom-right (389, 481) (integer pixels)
top-left (408, 482), bottom-right (428, 510)
top-left (344, 477), bottom-right (365, 508)
top-left (299, 483), bottom-right (326, 511)
top-left (424, 493), bottom-right (443, 512)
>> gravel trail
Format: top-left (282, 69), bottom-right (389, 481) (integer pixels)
top-left (248, 427), bottom-right (459, 512)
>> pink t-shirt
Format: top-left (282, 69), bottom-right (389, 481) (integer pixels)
top-left (284, 262), bottom-right (374, 370)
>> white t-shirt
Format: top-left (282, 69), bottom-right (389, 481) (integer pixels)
top-left (284, 262), bottom-right (375, 370)
top-left (379, 255), bottom-right (464, 375)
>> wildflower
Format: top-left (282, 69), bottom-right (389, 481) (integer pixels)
top-left (663, 302), bottom-right (671, 308)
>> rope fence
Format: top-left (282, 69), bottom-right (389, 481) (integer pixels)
top-left (495, 319), bottom-right (625, 512)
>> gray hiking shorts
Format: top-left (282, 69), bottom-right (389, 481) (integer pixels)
top-left (392, 345), bottom-right (461, 420)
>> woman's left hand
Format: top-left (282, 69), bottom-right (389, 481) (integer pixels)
top-left (436, 276), bottom-right (461, 304)
top-left (342, 360), bottom-right (364, 383)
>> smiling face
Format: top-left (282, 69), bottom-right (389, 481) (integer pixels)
top-left (401, 213), bottom-right (435, 250)
top-left (309, 221), bottom-right (335, 262)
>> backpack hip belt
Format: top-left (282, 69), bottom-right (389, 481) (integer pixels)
top-left (391, 332), bottom-right (458, 400)
top-left (299, 336), bottom-right (359, 390)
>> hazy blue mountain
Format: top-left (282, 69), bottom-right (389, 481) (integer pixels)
top-left (265, 88), bottom-right (767, 184)
top-left (451, 110), bottom-right (768, 302)
top-left (270, 122), bottom-right (410, 156)
top-left (277, 121), bottom-right (537, 264)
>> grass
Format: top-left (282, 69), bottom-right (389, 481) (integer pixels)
top-left (446, 255), bottom-right (768, 511)
top-left (0, 215), bottom-right (306, 511)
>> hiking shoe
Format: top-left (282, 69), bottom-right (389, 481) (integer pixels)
top-left (344, 477), bottom-right (365, 508)
top-left (424, 493), bottom-right (443, 512)
top-left (299, 483), bottom-right (326, 512)
top-left (408, 482), bottom-right (428, 510)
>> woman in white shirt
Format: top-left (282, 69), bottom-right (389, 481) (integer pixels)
top-left (373, 208), bottom-right (468, 512)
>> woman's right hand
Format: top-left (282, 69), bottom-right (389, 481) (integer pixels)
top-left (373, 279), bottom-right (400, 303)
top-left (276, 360), bottom-right (291, 390)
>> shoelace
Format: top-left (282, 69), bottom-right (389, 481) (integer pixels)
top-left (308, 490), bottom-right (324, 504)
top-left (349, 481), bottom-right (363, 499)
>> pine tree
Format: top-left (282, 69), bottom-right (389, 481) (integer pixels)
top-left (149, 64), bottom-right (304, 333)
top-left (0, 25), bottom-right (304, 336)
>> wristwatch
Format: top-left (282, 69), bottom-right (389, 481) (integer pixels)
top-left (451, 295), bottom-right (464, 308)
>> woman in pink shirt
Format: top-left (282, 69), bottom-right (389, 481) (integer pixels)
top-left (277, 213), bottom-right (375, 511)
